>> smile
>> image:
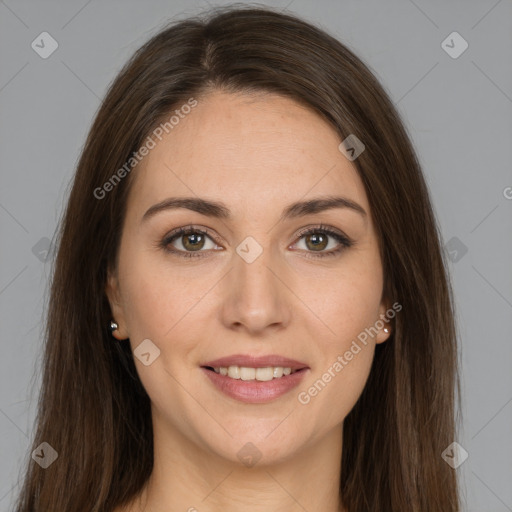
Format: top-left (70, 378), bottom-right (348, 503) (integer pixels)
top-left (201, 366), bottom-right (309, 403)
top-left (208, 365), bottom-right (300, 381)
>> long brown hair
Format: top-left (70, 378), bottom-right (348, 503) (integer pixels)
top-left (14, 5), bottom-right (461, 511)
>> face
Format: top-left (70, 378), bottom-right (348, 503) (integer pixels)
top-left (106, 90), bottom-right (391, 465)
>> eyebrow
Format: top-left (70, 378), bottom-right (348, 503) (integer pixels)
top-left (141, 195), bottom-right (367, 223)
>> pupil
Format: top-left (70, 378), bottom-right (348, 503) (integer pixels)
top-left (184, 233), bottom-right (204, 251)
top-left (307, 233), bottom-right (327, 251)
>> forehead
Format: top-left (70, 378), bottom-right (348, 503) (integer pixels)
top-left (126, 91), bottom-right (369, 222)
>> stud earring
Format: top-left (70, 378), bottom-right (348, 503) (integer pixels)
top-left (383, 327), bottom-right (390, 333)
top-left (110, 320), bottom-right (118, 332)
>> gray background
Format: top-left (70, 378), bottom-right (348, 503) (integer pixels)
top-left (1, 0), bottom-right (511, 510)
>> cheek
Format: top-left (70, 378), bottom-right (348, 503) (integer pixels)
top-left (297, 255), bottom-right (382, 421)
top-left (300, 346), bottom-right (375, 431)
top-left (297, 290), bottom-right (378, 430)
top-left (118, 247), bottom-right (209, 342)
top-left (313, 256), bottom-right (384, 343)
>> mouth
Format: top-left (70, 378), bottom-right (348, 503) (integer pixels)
top-left (202, 365), bottom-right (305, 381)
top-left (200, 355), bottom-right (310, 403)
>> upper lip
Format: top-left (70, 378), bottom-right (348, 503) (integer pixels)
top-left (202, 354), bottom-right (309, 371)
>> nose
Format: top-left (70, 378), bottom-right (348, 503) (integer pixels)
top-left (220, 245), bottom-right (292, 335)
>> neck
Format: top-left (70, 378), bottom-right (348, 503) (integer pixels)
top-left (130, 411), bottom-right (346, 512)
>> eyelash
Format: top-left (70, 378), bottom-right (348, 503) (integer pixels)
top-left (159, 224), bottom-right (353, 260)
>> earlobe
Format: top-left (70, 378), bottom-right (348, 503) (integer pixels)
top-left (105, 269), bottom-right (128, 340)
top-left (111, 323), bottom-right (127, 341)
top-left (375, 300), bottom-right (393, 344)
top-left (375, 325), bottom-right (392, 344)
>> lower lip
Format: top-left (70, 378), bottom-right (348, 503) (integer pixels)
top-left (201, 367), bottom-right (309, 403)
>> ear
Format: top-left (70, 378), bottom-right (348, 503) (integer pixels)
top-left (105, 267), bottom-right (129, 340)
top-left (375, 299), bottom-right (393, 344)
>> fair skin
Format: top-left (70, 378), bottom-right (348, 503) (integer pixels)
top-left (108, 90), bottom-right (391, 512)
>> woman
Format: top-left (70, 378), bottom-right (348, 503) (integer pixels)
top-left (14, 5), bottom-right (460, 511)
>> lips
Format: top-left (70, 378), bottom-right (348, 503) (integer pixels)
top-left (200, 354), bottom-right (310, 403)
top-left (202, 354), bottom-right (309, 371)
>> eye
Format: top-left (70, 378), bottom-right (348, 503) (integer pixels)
top-left (160, 223), bottom-right (353, 260)
top-left (292, 224), bottom-right (353, 258)
top-left (161, 226), bottom-right (221, 258)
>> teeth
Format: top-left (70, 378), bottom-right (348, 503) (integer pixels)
top-left (227, 366), bottom-right (240, 379)
top-left (212, 365), bottom-right (298, 381)
top-left (256, 367), bottom-right (274, 381)
top-left (240, 367), bottom-right (256, 381)
top-left (273, 367), bottom-right (283, 378)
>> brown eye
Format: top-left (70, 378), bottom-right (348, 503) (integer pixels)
top-left (181, 232), bottom-right (206, 251)
top-left (162, 227), bottom-right (219, 257)
top-left (304, 232), bottom-right (329, 251)
top-left (293, 225), bottom-right (353, 259)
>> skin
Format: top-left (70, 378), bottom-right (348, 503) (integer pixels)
top-left (107, 90), bottom-right (391, 512)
